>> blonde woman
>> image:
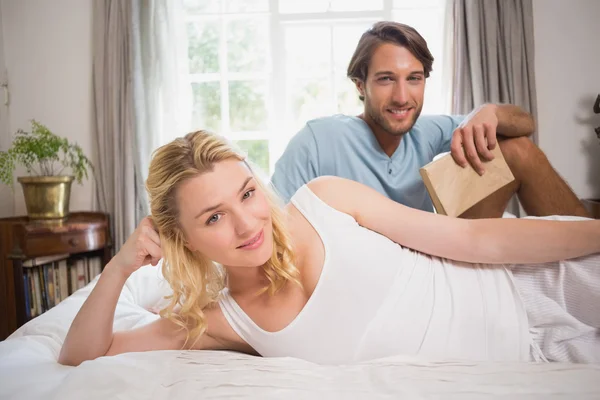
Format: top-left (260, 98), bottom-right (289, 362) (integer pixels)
top-left (59, 131), bottom-right (600, 367)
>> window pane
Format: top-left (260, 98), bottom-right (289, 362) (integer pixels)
top-left (184, 0), bottom-right (221, 13)
top-left (392, 9), bottom-right (444, 50)
top-left (229, 81), bottom-right (268, 131)
top-left (394, 0), bottom-right (445, 9)
top-left (279, 0), bottom-right (328, 14)
top-left (188, 21), bottom-right (220, 74)
top-left (192, 82), bottom-right (221, 132)
top-left (234, 140), bottom-right (270, 173)
top-left (329, 0), bottom-right (383, 11)
top-left (226, 0), bottom-right (269, 12)
top-left (227, 18), bottom-right (269, 73)
top-left (285, 26), bottom-right (331, 79)
top-left (336, 76), bottom-right (362, 115)
top-left (333, 23), bottom-right (372, 73)
top-left (288, 79), bottom-right (333, 130)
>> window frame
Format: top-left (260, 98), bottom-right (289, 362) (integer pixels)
top-left (184, 0), bottom-right (448, 173)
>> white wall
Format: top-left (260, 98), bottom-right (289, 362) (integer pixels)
top-left (0, 2), bottom-right (13, 218)
top-left (533, 0), bottom-right (600, 200)
top-left (0, 0), bottom-right (94, 217)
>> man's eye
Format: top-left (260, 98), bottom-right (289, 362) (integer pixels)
top-left (378, 77), bottom-right (392, 82)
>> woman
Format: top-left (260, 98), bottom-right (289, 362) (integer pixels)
top-left (59, 131), bottom-right (600, 366)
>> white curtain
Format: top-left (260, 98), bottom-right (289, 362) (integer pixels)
top-left (130, 0), bottom-right (191, 221)
top-left (92, 0), bottom-right (136, 250)
top-left (452, 0), bottom-right (538, 143)
top-left (451, 0), bottom-right (538, 217)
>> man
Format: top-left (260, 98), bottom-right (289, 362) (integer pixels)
top-left (271, 21), bottom-right (590, 218)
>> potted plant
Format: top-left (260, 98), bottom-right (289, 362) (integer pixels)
top-left (0, 120), bottom-right (93, 220)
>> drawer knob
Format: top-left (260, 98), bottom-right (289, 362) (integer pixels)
top-left (68, 238), bottom-right (79, 247)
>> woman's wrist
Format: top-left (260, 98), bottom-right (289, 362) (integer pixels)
top-left (102, 259), bottom-right (132, 284)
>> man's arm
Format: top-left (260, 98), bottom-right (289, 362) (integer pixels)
top-left (493, 104), bottom-right (535, 138)
top-left (270, 125), bottom-right (320, 204)
top-left (450, 103), bottom-right (535, 174)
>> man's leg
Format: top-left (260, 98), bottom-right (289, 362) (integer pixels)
top-left (459, 137), bottom-right (591, 219)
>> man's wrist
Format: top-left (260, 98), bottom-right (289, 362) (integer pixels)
top-left (483, 103), bottom-right (499, 115)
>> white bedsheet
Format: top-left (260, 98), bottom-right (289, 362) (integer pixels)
top-left (1, 266), bottom-right (599, 399)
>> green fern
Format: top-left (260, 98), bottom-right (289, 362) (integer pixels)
top-left (0, 120), bottom-right (93, 187)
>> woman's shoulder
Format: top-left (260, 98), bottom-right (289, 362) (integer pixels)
top-left (283, 177), bottom-right (364, 226)
top-left (306, 176), bottom-right (361, 218)
top-left (287, 176), bottom-right (350, 204)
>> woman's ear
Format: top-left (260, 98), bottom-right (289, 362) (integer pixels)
top-left (179, 231), bottom-right (196, 253)
top-left (184, 240), bottom-right (196, 253)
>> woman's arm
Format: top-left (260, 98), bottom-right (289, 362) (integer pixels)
top-left (308, 176), bottom-right (600, 265)
top-left (58, 218), bottom-right (226, 366)
top-left (58, 261), bottom-right (201, 366)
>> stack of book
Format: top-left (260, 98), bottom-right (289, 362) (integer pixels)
top-left (22, 254), bottom-right (104, 319)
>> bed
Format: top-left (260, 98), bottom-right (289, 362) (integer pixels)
top-left (1, 266), bottom-right (599, 399)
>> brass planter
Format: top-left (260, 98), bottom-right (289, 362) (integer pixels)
top-left (17, 175), bottom-right (74, 220)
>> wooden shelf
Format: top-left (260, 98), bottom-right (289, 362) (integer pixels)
top-left (0, 212), bottom-right (112, 340)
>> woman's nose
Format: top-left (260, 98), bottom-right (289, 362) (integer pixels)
top-left (234, 212), bottom-right (254, 236)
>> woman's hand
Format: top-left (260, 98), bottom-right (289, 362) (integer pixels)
top-left (111, 216), bottom-right (163, 278)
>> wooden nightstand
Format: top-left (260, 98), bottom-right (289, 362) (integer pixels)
top-left (0, 212), bottom-right (112, 339)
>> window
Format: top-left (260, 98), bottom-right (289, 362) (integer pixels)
top-left (183, 0), bottom-right (449, 175)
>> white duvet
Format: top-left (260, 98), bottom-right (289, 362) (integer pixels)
top-left (1, 267), bottom-right (599, 399)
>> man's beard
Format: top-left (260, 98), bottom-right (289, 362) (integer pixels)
top-left (365, 98), bottom-right (422, 137)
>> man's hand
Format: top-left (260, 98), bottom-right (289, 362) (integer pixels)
top-left (450, 104), bottom-right (498, 176)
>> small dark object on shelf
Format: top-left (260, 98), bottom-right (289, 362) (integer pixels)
top-left (594, 94), bottom-right (600, 140)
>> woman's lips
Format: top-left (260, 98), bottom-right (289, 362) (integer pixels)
top-left (237, 230), bottom-right (264, 250)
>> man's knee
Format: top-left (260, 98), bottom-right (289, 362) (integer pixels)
top-left (498, 136), bottom-right (546, 170)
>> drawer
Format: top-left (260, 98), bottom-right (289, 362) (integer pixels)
top-left (22, 228), bottom-right (107, 258)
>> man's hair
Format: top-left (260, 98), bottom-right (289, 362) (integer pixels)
top-left (347, 21), bottom-right (434, 100)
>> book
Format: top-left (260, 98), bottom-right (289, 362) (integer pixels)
top-left (33, 271), bottom-right (42, 315)
top-left (419, 146), bottom-right (515, 217)
top-left (18, 254), bottom-right (104, 321)
top-left (23, 272), bottom-right (30, 320)
top-left (58, 260), bottom-right (69, 302)
top-left (22, 254), bottom-right (70, 268)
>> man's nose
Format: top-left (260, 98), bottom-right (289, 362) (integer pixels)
top-left (391, 81), bottom-right (409, 105)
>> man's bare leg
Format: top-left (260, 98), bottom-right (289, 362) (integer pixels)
top-left (459, 137), bottom-right (591, 219)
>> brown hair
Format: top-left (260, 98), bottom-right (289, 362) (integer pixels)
top-left (347, 21), bottom-right (434, 100)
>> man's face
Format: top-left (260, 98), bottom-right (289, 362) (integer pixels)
top-left (356, 43), bottom-right (426, 137)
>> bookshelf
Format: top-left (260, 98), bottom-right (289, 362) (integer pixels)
top-left (0, 212), bottom-right (112, 340)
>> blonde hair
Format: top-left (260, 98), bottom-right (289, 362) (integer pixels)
top-left (145, 130), bottom-right (299, 343)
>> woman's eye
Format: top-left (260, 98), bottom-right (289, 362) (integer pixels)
top-left (207, 214), bottom-right (221, 225)
top-left (242, 189), bottom-right (255, 200)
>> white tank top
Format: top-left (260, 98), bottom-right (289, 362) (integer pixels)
top-left (218, 184), bottom-right (532, 364)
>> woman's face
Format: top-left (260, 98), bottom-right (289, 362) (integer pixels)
top-left (176, 160), bottom-right (274, 268)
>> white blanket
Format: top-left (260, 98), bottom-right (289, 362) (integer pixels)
top-left (1, 267), bottom-right (599, 399)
